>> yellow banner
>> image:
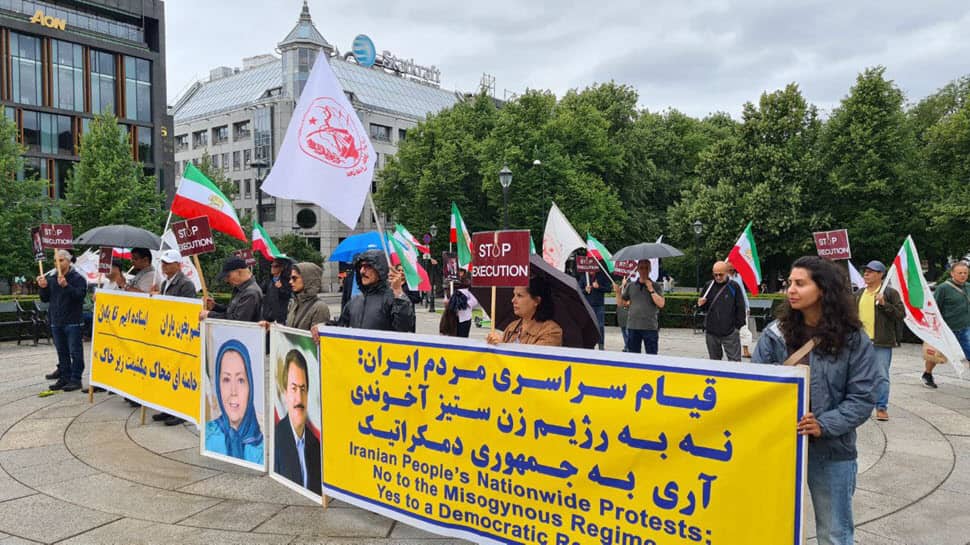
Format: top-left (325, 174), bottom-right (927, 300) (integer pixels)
top-left (90, 290), bottom-right (202, 423)
top-left (320, 329), bottom-right (808, 545)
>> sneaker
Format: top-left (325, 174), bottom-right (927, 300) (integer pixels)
top-left (44, 369), bottom-right (60, 380)
top-left (875, 409), bottom-right (889, 421)
top-left (48, 379), bottom-right (68, 391)
top-left (61, 382), bottom-right (82, 392)
top-left (163, 416), bottom-right (184, 426)
top-left (152, 412), bottom-right (170, 422)
top-left (922, 373), bottom-right (938, 389)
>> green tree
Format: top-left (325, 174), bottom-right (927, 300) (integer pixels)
top-left (63, 113), bottom-right (163, 235)
top-left (820, 66), bottom-right (920, 262)
top-left (923, 99), bottom-right (970, 258)
top-left (276, 234), bottom-right (323, 264)
top-left (0, 107), bottom-right (48, 280)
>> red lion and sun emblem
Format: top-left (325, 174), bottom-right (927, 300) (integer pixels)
top-left (298, 97), bottom-right (370, 175)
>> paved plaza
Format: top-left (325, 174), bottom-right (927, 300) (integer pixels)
top-left (0, 305), bottom-right (966, 544)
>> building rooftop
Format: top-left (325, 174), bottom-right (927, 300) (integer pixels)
top-left (278, 0), bottom-right (331, 51)
top-left (173, 57), bottom-right (462, 124)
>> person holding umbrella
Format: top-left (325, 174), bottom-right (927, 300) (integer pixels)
top-left (621, 260), bottom-right (665, 354)
top-left (486, 277), bottom-right (563, 347)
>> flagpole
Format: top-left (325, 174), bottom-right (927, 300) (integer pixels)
top-left (367, 194), bottom-right (393, 268)
top-left (155, 210), bottom-right (174, 288)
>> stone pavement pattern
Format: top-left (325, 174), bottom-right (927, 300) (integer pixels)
top-left (0, 305), bottom-right (966, 544)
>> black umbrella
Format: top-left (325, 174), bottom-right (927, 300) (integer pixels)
top-left (612, 242), bottom-right (684, 261)
top-left (74, 224), bottom-right (161, 249)
top-left (471, 254), bottom-right (600, 349)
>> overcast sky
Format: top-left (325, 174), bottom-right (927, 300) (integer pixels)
top-left (166, 0), bottom-right (970, 118)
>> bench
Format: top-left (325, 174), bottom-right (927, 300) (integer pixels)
top-left (748, 299), bottom-right (775, 331)
top-left (0, 301), bottom-right (32, 344)
top-left (31, 301), bottom-right (52, 345)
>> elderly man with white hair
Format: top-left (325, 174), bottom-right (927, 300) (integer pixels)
top-left (36, 250), bottom-right (87, 391)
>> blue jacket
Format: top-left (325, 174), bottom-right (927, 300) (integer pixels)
top-left (38, 268), bottom-right (87, 326)
top-left (752, 321), bottom-right (881, 461)
top-left (578, 270), bottom-right (612, 307)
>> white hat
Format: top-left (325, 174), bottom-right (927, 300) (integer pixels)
top-left (160, 249), bottom-right (182, 264)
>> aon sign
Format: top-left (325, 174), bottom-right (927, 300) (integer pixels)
top-left (30, 10), bottom-right (66, 31)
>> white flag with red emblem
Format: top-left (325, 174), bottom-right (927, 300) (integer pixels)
top-left (261, 55), bottom-right (376, 229)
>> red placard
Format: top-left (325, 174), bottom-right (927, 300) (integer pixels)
top-left (470, 230), bottom-right (531, 287)
top-left (234, 249), bottom-right (257, 267)
top-left (172, 216), bottom-right (215, 256)
top-left (97, 247), bottom-right (113, 274)
top-left (576, 255), bottom-right (599, 273)
top-left (813, 229), bottom-right (851, 260)
top-left (39, 223), bottom-right (73, 249)
top-left (613, 260), bottom-right (638, 276)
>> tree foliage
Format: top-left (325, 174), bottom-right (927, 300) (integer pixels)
top-left (0, 107), bottom-right (48, 280)
top-left (63, 113), bottom-right (163, 236)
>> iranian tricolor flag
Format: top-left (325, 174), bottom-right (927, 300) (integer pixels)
top-left (450, 202), bottom-right (472, 268)
top-left (886, 236), bottom-right (966, 377)
top-left (586, 233), bottom-right (614, 273)
top-left (171, 163), bottom-right (246, 241)
top-left (252, 222), bottom-right (284, 261)
top-left (396, 224), bottom-right (429, 255)
top-left (726, 222), bottom-right (761, 295)
top-left (390, 227), bottom-right (431, 291)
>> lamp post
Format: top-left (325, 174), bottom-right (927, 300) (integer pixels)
top-left (692, 220), bottom-right (704, 293)
top-left (249, 159), bottom-right (270, 279)
top-left (427, 223), bottom-right (437, 312)
top-left (499, 165), bottom-right (512, 229)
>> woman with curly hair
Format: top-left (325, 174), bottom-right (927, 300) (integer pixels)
top-left (752, 256), bottom-right (881, 545)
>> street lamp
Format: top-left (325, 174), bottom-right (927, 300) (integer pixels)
top-left (249, 158), bottom-right (270, 279)
top-left (428, 224), bottom-right (437, 312)
top-left (692, 220), bottom-right (704, 293)
top-left (499, 165), bottom-right (512, 229)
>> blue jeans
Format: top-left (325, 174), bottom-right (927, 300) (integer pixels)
top-left (51, 323), bottom-right (84, 383)
top-left (808, 456), bottom-right (857, 545)
top-left (592, 305), bottom-right (605, 350)
top-left (620, 327), bottom-right (629, 352)
top-left (626, 329), bottom-right (658, 354)
top-left (955, 327), bottom-right (970, 360)
top-left (872, 346), bottom-right (893, 410)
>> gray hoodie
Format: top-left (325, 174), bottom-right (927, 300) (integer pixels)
top-left (752, 321), bottom-right (880, 461)
top-left (286, 262), bottom-right (331, 331)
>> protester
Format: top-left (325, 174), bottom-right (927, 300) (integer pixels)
top-left (205, 340), bottom-right (263, 464)
top-left (104, 263), bottom-right (127, 291)
top-left (616, 276), bottom-right (630, 351)
top-left (261, 257), bottom-right (293, 325)
top-left (752, 256), bottom-right (880, 545)
top-left (578, 266), bottom-right (612, 350)
top-left (125, 247), bottom-right (154, 293)
top-left (621, 259), bottom-right (665, 354)
top-left (925, 261), bottom-right (970, 388)
top-left (152, 249), bottom-right (199, 425)
top-left (727, 263), bottom-right (753, 358)
top-left (486, 277), bottom-right (563, 346)
top-left (201, 257), bottom-right (263, 322)
top-left (698, 261), bottom-right (747, 361)
top-left (440, 269), bottom-right (480, 338)
top-left (856, 260), bottom-right (904, 420)
top-left (37, 250), bottom-right (87, 391)
top-left (309, 250), bottom-right (414, 337)
top-left (279, 262), bottom-right (330, 331)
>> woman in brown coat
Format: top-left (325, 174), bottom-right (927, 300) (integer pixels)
top-left (486, 277), bottom-right (563, 346)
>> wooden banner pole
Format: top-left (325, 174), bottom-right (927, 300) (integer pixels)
top-left (192, 254), bottom-right (209, 301)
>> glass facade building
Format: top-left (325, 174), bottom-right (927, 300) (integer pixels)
top-left (0, 0), bottom-right (170, 199)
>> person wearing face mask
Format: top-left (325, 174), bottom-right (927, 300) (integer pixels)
top-left (752, 256), bottom-right (880, 545)
top-left (37, 250), bottom-right (87, 392)
top-left (205, 340), bottom-right (263, 464)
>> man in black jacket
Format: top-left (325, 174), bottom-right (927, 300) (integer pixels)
top-left (37, 250), bottom-right (87, 391)
top-left (335, 250), bottom-right (414, 332)
top-left (274, 349), bottom-right (321, 494)
top-left (261, 257), bottom-right (292, 325)
top-left (698, 261), bottom-right (747, 361)
top-left (201, 257), bottom-right (263, 322)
